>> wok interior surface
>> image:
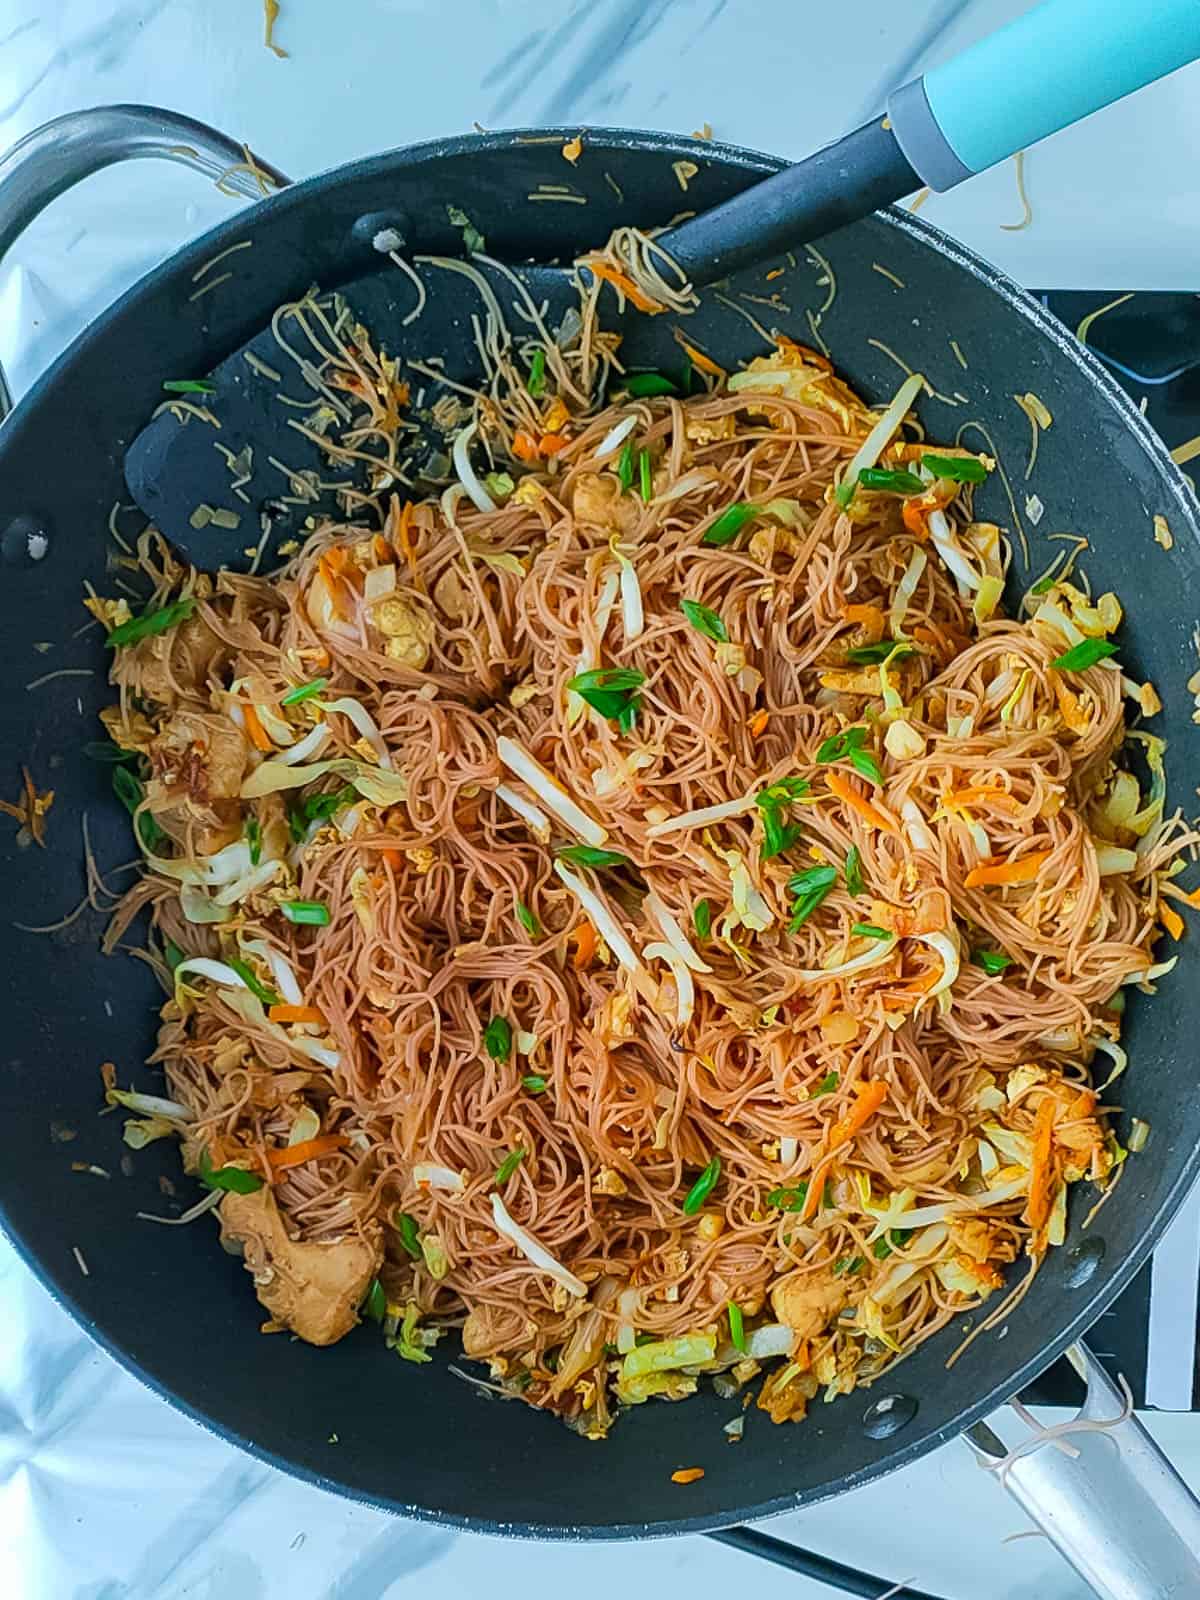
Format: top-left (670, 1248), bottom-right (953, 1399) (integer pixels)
top-left (1, 130), bottom-right (1198, 1535)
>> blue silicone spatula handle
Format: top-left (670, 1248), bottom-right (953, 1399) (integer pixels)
top-left (662, 0), bottom-right (1200, 284)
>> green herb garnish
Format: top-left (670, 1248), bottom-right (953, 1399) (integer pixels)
top-left (857, 467), bottom-right (924, 494)
top-left (849, 747), bottom-right (885, 786)
top-left (567, 666), bottom-right (645, 721)
top-left (815, 724), bottom-right (868, 764)
top-left (527, 348), bottom-right (547, 397)
top-left (245, 815), bottom-right (261, 866)
top-left (844, 641), bottom-right (917, 665)
top-left (639, 448), bottom-right (653, 502)
top-left (395, 1211), bottom-right (422, 1260)
top-left (844, 844), bottom-right (863, 897)
top-left (228, 958), bottom-right (282, 1008)
top-left (105, 596), bottom-right (196, 649)
top-left (766, 1182), bottom-right (809, 1213)
top-left (164, 940), bottom-right (185, 973)
top-left (617, 441), bottom-right (635, 493)
top-left (555, 845), bottom-right (632, 870)
top-left (111, 765), bottom-right (164, 851)
top-left (1052, 638), bottom-right (1118, 672)
top-left (703, 503), bottom-right (758, 547)
top-left (281, 899), bottom-right (331, 926)
top-left (484, 1015), bottom-right (513, 1062)
top-left (281, 676), bottom-right (328, 706)
top-left (922, 452), bottom-right (987, 484)
top-left (851, 922), bottom-right (891, 941)
top-left (522, 1075), bottom-right (548, 1094)
top-left (727, 1301), bottom-right (747, 1354)
top-left (198, 1148), bottom-right (264, 1194)
top-left (755, 776), bottom-right (810, 862)
top-left (693, 898), bottom-right (712, 941)
top-left (680, 598), bottom-right (728, 642)
top-left (84, 741), bottom-right (137, 763)
top-left (494, 1147), bottom-right (526, 1185)
top-left (813, 1071), bottom-right (840, 1096)
top-left (872, 1228), bottom-right (913, 1260)
top-left (786, 864), bottom-right (837, 932)
top-left (833, 1255), bottom-right (864, 1277)
top-left (971, 949), bottom-right (1013, 976)
top-left (447, 204), bottom-right (485, 254)
top-left (617, 697), bottom-right (640, 735)
top-left (682, 1155), bottom-right (721, 1215)
top-left (363, 1277), bottom-right (387, 1323)
top-left (1030, 572), bottom-right (1058, 597)
top-left (162, 379), bottom-right (215, 396)
top-left (515, 899), bottom-right (540, 938)
top-left (624, 372), bottom-right (677, 397)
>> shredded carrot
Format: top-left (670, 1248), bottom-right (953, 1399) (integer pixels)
top-left (794, 1338), bottom-right (811, 1371)
top-left (1069, 1089), bottom-right (1097, 1119)
top-left (512, 431), bottom-right (541, 463)
top-left (268, 1004), bottom-right (326, 1025)
top-left (765, 267), bottom-right (784, 282)
top-left (1161, 881), bottom-right (1200, 910)
top-left (538, 432), bottom-right (570, 455)
top-left (826, 770), bottom-right (900, 836)
top-left (390, 496), bottom-right (420, 586)
top-left (1160, 903), bottom-right (1185, 941)
top-left (800, 1154), bottom-right (835, 1220)
top-left (963, 849), bottom-right (1053, 890)
top-left (670, 1467), bottom-right (705, 1484)
top-left (570, 919), bottom-right (597, 970)
top-left (829, 1080), bottom-right (888, 1149)
top-left (776, 334), bottom-right (832, 372)
top-left (318, 547), bottom-right (353, 618)
top-left (841, 602), bottom-right (885, 642)
top-left (747, 709), bottom-right (770, 739)
top-left (381, 847), bottom-right (403, 870)
top-left (242, 703), bottom-right (272, 752)
top-left (1025, 1097), bottom-right (1057, 1229)
top-left (943, 785), bottom-right (1020, 813)
top-left (901, 500), bottom-right (930, 538)
top-left (266, 1134), bottom-right (349, 1172)
top-left (372, 533), bottom-right (391, 564)
top-left (582, 257), bottom-right (663, 315)
top-left (673, 333), bottom-right (725, 378)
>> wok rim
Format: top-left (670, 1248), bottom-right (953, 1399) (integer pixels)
top-left (3, 122), bottom-right (1199, 1539)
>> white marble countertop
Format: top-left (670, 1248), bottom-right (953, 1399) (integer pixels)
top-left (3, 2), bottom-right (1200, 1596)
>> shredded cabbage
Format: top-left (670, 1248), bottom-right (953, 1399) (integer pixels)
top-left (318, 696), bottom-right (391, 767)
top-left (241, 757), bottom-right (409, 806)
top-left (620, 1332), bottom-right (716, 1380)
top-left (491, 1193), bottom-right (587, 1297)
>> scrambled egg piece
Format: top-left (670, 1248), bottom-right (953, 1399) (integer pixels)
top-left (373, 594), bottom-right (434, 668)
top-left (770, 1270), bottom-right (847, 1340)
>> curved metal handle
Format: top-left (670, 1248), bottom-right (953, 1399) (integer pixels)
top-left (966, 1341), bottom-right (1200, 1600)
top-left (0, 104), bottom-right (291, 418)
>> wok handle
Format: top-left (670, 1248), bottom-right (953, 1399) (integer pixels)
top-left (965, 1341), bottom-right (1200, 1600)
top-left (0, 104), bottom-right (290, 418)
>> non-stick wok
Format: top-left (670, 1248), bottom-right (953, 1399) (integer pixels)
top-left (2, 78), bottom-right (1200, 1600)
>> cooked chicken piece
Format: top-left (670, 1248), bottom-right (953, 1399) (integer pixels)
top-left (219, 1187), bottom-right (382, 1346)
top-left (570, 472), bottom-right (641, 536)
top-left (149, 712), bottom-right (248, 805)
top-left (133, 614), bottom-right (227, 705)
top-left (372, 593), bottom-right (434, 669)
top-left (770, 1270), bottom-right (847, 1340)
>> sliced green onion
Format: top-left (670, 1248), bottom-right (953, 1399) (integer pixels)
top-left (844, 845), bottom-right (863, 897)
top-left (280, 676), bottom-right (328, 706)
top-left (703, 503), bottom-right (758, 547)
top-left (281, 899), bottom-right (331, 926)
top-left (484, 1015), bottom-right (513, 1062)
top-left (1030, 571), bottom-right (1059, 597)
top-left (624, 372), bottom-right (677, 397)
top-left (245, 815), bottom-right (262, 866)
top-left (617, 697), bottom-right (640, 735)
top-left (395, 1211), bottom-right (422, 1259)
top-left (304, 784), bottom-right (357, 825)
top-left (494, 1147), bottom-right (526, 1185)
top-left (105, 596), bottom-right (196, 649)
top-left (1128, 1117), bottom-right (1151, 1153)
top-left (872, 1227), bottom-right (913, 1260)
top-left (727, 1301), bottom-right (747, 1354)
top-left (758, 776), bottom-right (810, 805)
top-left (164, 939), bottom-right (185, 974)
top-left (766, 1182), bottom-right (809, 1213)
top-left (786, 865), bottom-right (837, 934)
top-left (363, 1277), bottom-right (387, 1323)
top-left (813, 1071), bottom-right (840, 1096)
top-left (228, 958), bottom-right (283, 1008)
top-left (844, 640), bottom-right (917, 666)
top-left (162, 379), bottom-right (215, 395)
top-left (815, 724), bottom-right (868, 763)
top-left (567, 666), bottom-right (645, 720)
top-left (617, 441), bottom-right (635, 493)
top-left (680, 598), bottom-right (728, 642)
top-left (198, 1148), bottom-right (263, 1194)
top-left (527, 348), bottom-right (547, 397)
top-left (852, 922), bottom-right (891, 941)
top-left (112, 766), bottom-right (164, 851)
top-left (1107, 990), bottom-right (1127, 1014)
top-left (922, 452), bottom-right (987, 484)
top-left (515, 899), bottom-right (540, 938)
top-left (84, 741), bottom-right (137, 764)
top-left (857, 467), bottom-right (924, 494)
top-left (693, 898), bottom-right (712, 941)
top-left (556, 844), bottom-right (631, 870)
top-left (682, 1155), bottom-right (721, 1215)
top-left (639, 448), bottom-right (653, 502)
top-left (833, 1255), bottom-right (864, 1277)
top-left (1052, 638), bottom-right (1118, 672)
top-left (756, 776), bottom-right (809, 863)
top-left (971, 949), bottom-right (1013, 976)
top-left (522, 1074), bottom-right (548, 1094)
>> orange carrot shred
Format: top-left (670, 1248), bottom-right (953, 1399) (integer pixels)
top-left (267, 1004), bottom-right (326, 1025)
top-left (671, 1467), bottom-right (705, 1485)
top-left (828, 1080), bottom-right (888, 1150)
top-left (583, 257), bottom-right (663, 314)
top-left (570, 920), bottom-right (597, 971)
top-left (963, 849), bottom-right (1053, 890)
top-left (1160, 903), bottom-right (1185, 941)
top-left (381, 848), bottom-right (403, 870)
top-left (512, 431), bottom-right (541, 463)
top-left (826, 770), bottom-right (899, 837)
top-left (538, 433), bottom-right (570, 455)
top-left (673, 333), bottom-right (725, 378)
top-left (747, 709), bottom-right (770, 739)
top-left (266, 1134), bottom-right (349, 1172)
top-left (841, 602), bottom-right (885, 642)
top-left (242, 703), bottom-right (272, 752)
top-left (1025, 1097), bottom-right (1057, 1230)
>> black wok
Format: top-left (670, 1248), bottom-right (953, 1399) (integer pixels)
top-left (1, 112), bottom-right (1199, 1553)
